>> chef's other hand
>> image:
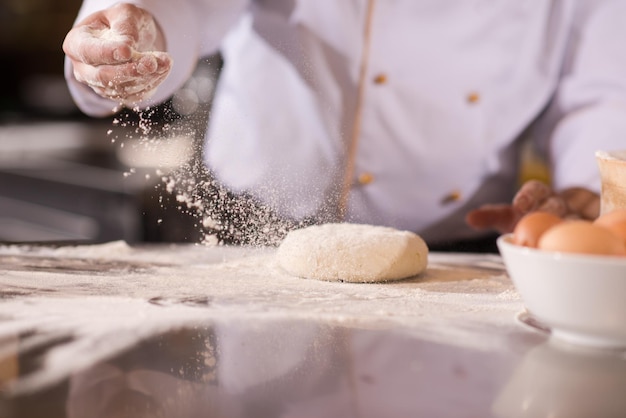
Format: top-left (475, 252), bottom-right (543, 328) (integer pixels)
top-left (63, 3), bottom-right (172, 106)
top-left (465, 179), bottom-right (600, 234)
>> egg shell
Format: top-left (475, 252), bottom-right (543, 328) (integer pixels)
top-left (593, 209), bottom-right (626, 245)
top-left (513, 211), bottom-right (563, 248)
top-left (538, 220), bottom-right (626, 256)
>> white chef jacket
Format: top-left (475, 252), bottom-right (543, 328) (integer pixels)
top-left (66, 0), bottom-right (626, 243)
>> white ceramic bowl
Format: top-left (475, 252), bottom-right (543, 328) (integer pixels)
top-left (497, 234), bottom-right (626, 349)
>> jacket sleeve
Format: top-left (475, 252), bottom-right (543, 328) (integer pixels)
top-left (65, 0), bottom-right (248, 117)
top-left (536, 0), bottom-right (626, 193)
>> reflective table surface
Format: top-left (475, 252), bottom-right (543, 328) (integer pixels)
top-left (0, 242), bottom-right (625, 418)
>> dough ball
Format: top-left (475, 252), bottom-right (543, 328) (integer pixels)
top-left (276, 223), bottom-right (429, 283)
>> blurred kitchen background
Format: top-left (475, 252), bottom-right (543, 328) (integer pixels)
top-left (0, 0), bottom-right (221, 244)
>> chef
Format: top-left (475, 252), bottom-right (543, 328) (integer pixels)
top-left (63, 1), bottom-right (626, 250)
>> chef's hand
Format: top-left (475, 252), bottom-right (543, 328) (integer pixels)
top-left (465, 179), bottom-right (600, 234)
top-left (62, 3), bottom-right (172, 106)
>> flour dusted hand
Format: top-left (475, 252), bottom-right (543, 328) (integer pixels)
top-left (276, 223), bottom-right (429, 283)
top-left (63, 3), bottom-right (172, 106)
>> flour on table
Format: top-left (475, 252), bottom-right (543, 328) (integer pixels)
top-left (0, 241), bottom-right (526, 396)
top-left (276, 223), bottom-right (429, 283)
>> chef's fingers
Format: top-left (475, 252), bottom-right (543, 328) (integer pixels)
top-left (535, 196), bottom-right (568, 218)
top-left (465, 204), bottom-right (521, 233)
top-left (558, 187), bottom-right (600, 220)
top-left (119, 73), bottom-right (171, 105)
top-left (107, 3), bottom-right (161, 52)
top-left (87, 71), bottom-right (169, 104)
top-left (63, 25), bottom-right (134, 66)
top-left (72, 51), bottom-right (171, 91)
top-left (512, 180), bottom-right (553, 214)
top-left (63, 4), bottom-right (162, 67)
top-left (88, 66), bottom-right (171, 104)
top-left (117, 70), bottom-right (170, 96)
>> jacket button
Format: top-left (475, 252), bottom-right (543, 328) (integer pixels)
top-left (466, 92), bottom-right (480, 104)
top-left (373, 73), bottom-right (388, 84)
top-left (441, 190), bottom-right (462, 205)
top-left (358, 172), bottom-right (375, 185)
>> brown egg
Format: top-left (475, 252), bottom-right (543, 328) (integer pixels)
top-left (513, 211), bottom-right (563, 248)
top-left (593, 208), bottom-right (626, 246)
top-left (538, 220), bottom-right (626, 256)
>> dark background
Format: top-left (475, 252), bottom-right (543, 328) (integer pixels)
top-left (0, 0), bottom-right (84, 120)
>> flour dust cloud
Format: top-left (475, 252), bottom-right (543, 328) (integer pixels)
top-left (107, 101), bottom-right (299, 247)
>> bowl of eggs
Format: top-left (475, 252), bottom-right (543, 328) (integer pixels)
top-left (497, 209), bottom-right (626, 348)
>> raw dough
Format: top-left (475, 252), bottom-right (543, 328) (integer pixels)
top-left (276, 223), bottom-right (429, 283)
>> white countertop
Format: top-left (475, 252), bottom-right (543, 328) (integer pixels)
top-left (0, 242), bottom-right (623, 418)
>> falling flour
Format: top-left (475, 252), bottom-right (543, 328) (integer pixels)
top-left (107, 99), bottom-right (300, 248)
